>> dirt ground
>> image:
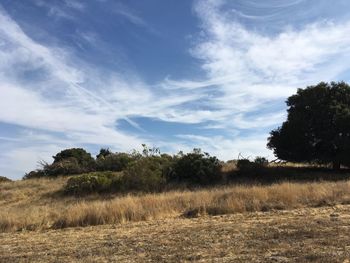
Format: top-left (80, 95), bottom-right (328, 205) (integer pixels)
top-left (1, 205), bottom-right (350, 263)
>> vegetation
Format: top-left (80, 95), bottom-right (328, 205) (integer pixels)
top-left (96, 152), bottom-right (135, 172)
top-left (2, 175), bottom-right (350, 232)
top-left (235, 158), bottom-right (267, 177)
top-left (53, 148), bottom-right (95, 165)
top-left (0, 176), bottom-right (11, 183)
top-left (22, 82), bottom-right (350, 190)
top-left (2, 205), bottom-right (349, 262)
top-left (268, 82), bottom-right (350, 170)
top-left (64, 172), bottom-right (122, 195)
top-left (168, 149), bottom-right (222, 185)
top-left (122, 155), bottom-right (171, 192)
top-left (13, 81), bottom-right (350, 239)
top-left (23, 145), bottom-right (224, 193)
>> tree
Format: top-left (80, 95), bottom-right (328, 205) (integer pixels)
top-left (267, 82), bottom-right (350, 170)
top-left (52, 148), bottom-right (95, 168)
top-left (0, 176), bottom-right (11, 183)
top-left (96, 152), bottom-right (134, 171)
top-left (168, 149), bottom-right (222, 185)
top-left (96, 148), bottom-right (112, 159)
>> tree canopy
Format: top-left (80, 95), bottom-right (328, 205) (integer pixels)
top-left (267, 82), bottom-right (350, 169)
top-left (53, 148), bottom-right (95, 167)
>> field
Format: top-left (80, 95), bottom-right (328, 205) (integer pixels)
top-left (2, 175), bottom-right (350, 262)
top-left (1, 205), bottom-right (350, 262)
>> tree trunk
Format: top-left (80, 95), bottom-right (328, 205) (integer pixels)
top-left (332, 160), bottom-right (341, 170)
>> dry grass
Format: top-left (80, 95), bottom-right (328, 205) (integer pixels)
top-left (2, 176), bottom-right (350, 232)
top-left (2, 205), bottom-right (350, 262)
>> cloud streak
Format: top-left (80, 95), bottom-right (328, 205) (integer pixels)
top-left (0, 5), bottom-right (203, 178)
top-left (2, 0), bottom-right (350, 178)
top-left (165, 0), bottom-right (350, 161)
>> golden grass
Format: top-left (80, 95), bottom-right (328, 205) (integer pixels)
top-left (2, 205), bottom-right (350, 262)
top-left (2, 177), bottom-right (350, 232)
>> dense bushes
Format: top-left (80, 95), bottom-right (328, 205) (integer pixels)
top-left (0, 176), bottom-right (11, 183)
top-left (123, 154), bottom-right (177, 191)
top-left (53, 148), bottom-right (95, 167)
top-left (236, 157), bottom-right (269, 177)
top-left (96, 152), bottom-right (135, 172)
top-left (168, 150), bottom-right (222, 185)
top-left (48, 157), bottom-right (92, 176)
top-left (24, 148), bottom-right (96, 179)
top-left (64, 172), bottom-right (122, 195)
top-left (24, 157), bottom-right (92, 179)
top-left (24, 148), bottom-right (141, 179)
top-left (64, 155), bottom-right (175, 194)
top-left (122, 157), bottom-right (166, 192)
top-left (62, 149), bottom-right (223, 195)
top-left (23, 145), bottom-right (278, 195)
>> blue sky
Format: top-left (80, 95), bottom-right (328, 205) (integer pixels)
top-left (1, 0), bottom-right (350, 179)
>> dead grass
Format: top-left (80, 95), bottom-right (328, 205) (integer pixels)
top-left (1, 205), bottom-right (350, 262)
top-left (2, 176), bottom-right (350, 232)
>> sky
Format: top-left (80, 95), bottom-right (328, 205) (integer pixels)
top-left (1, 0), bottom-right (350, 179)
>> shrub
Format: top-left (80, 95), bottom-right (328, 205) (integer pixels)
top-left (96, 153), bottom-right (134, 172)
top-left (24, 159), bottom-right (92, 179)
top-left (236, 158), bottom-right (268, 177)
top-left (23, 169), bottom-right (46, 179)
top-left (64, 154), bottom-right (175, 194)
top-left (122, 156), bottom-right (170, 192)
top-left (64, 172), bottom-right (122, 195)
top-left (53, 148), bottom-right (95, 169)
top-left (168, 150), bottom-right (222, 185)
top-left (24, 148), bottom-right (96, 179)
top-left (236, 159), bottom-right (253, 170)
top-left (0, 176), bottom-right (11, 183)
top-left (96, 148), bottom-right (113, 159)
top-left (254, 156), bottom-right (269, 166)
top-left (47, 157), bottom-right (93, 176)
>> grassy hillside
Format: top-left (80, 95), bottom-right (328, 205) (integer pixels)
top-left (2, 175), bottom-right (350, 232)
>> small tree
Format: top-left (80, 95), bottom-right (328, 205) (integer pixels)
top-left (169, 149), bottom-right (222, 185)
top-left (96, 148), bottom-right (112, 159)
top-left (53, 148), bottom-right (95, 168)
top-left (96, 152), bottom-right (134, 171)
top-left (268, 82), bottom-right (350, 169)
top-left (0, 176), bottom-right (11, 183)
top-left (123, 156), bottom-right (169, 192)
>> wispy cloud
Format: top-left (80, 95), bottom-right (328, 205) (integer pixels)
top-left (108, 1), bottom-right (160, 35)
top-left (33, 0), bottom-right (85, 20)
top-left (112, 2), bottom-right (146, 27)
top-left (64, 0), bottom-right (85, 11)
top-left (2, 0), bottom-right (350, 178)
top-left (166, 0), bottom-right (350, 156)
top-left (0, 6), bottom-right (200, 178)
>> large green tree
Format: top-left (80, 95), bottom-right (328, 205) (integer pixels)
top-left (267, 82), bottom-right (350, 169)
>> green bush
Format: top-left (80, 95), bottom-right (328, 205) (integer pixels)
top-left (0, 176), bottom-right (11, 183)
top-left (96, 148), bottom-right (113, 159)
top-left (47, 157), bottom-right (92, 176)
top-left (96, 153), bottom-right (134, 172)
top-left (254, 156), bottom-right (269, 166)
top-left (168, 150), bottom-right (222, 185)
top-left (64, 172), bottom-right (122, 195)
top-left (23, 169), bottom-right (46, 179)
top-left (64, 155), bottom-right (173, 194)
top-left (236, 158), bottom-right (268, 177)
top-left (24, 148), bottom-right (96, 179)
top-left (23, 158), bottom-right (90, 179)
top-left (53, 148), bottom-right (95, 169)
top-left (122, 156), bottom-right (171, 192)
